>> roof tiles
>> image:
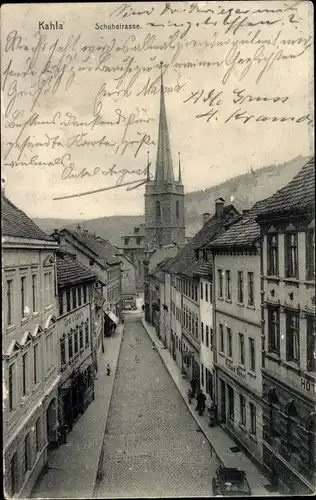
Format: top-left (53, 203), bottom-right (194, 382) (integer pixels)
top-left (56, 251), bottom-right (97, 287)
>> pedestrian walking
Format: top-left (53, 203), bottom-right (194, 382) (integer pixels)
top-left (190, 378), bottom-right (198, 398)
top-left (106, 363), bottom-right (111, 376)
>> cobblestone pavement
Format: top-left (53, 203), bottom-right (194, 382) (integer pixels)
top-left (94, 315), bottom-right (219, 498)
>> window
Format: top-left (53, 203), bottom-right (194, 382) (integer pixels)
top-left (60, 337), bottom-right (66, 366)
top-left (8, 363), bottom-right (15, 411)
top-left (201, 322), bottom-right (204, 343)
top-left (156, 201), bottom-right (161, 219)
top-left (85, 320), bottom-right (89, 346)
top-left (79, 326), bottom-right (84, 350)
top-left (59, 292), bottom-right (64, 316)
top-left (239, 333), bottom-right (245, 365)
top-left (227, 328), bottom-right (232, 357)
top-left (250, 403), bottom-right (256, 435)
top-left (72, 288), bottom-right (77, 310)
top-left (74, 327), bottom-right (79, 354)
top-left (44, 272), bottom-right (53, 306)
top-left (21, 276), bottom-right (26, 317)
top-left (35, 418), bottom-right (41, 452)
top-left (33, 344), bottom-right (39, 384)
top-left (206, 325), bottom-right (209, 347)
top-left (268, 307), bottom-right (280, 354)
top-left (200, 282), bottom-right (204, 300)
top-left (22, 352), bottom-right (28, 395)
top-left (124, 237), bottom-right (129, 246)
top-left (218, 270), bottom-right (223, 298)
top-left (210, 328), bottom-right (214, 350)
top-left (285, 232), bottom-right (298, 278)
top-left (225, 270), bottom-right (231, 300)
top-left (7, 279), bottom-right (13, 325)
top-left (307, 316), bottom-right (316, 372)
top-left (68, 332), bottom-right (73, 360)
top-left (237, 271), bottom-right (244, 303)
top-left (306, 230), bottom-right (315, 280)
top-left (176, 200), bottom-right (179, 218)
top-left (136, 236), bottom-right (141, 245)
top-left (32, 275), bottom-right (37, 312)
top-left (83, 285), bottom-right (87, 304)
top-left (66, 289), bottom-right (71, 312)
top-left (247, 272), bottom-right (254, 306)
top-left (286, 311), bottom-right (300, 362)
top-left (249, 338), bottom-right (255, 371)
top-left (240, 395), bottom-right (246, 426)
top-left (24, 433), bottom-right (31, 471)
top-left (77, 287), bottom-right (82, 307)
top-left (267, 234), bottom-right (279, 276)
top-left (228, 385), bottom-right (234, 421)
top-left (219, 324), bottom-right (224, 352)
top-left (205, 283), bottom-right (208, 302)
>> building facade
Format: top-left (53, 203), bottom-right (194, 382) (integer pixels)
top-left (257, 158), bottom-right (315, 494)
top-left (56, 251), bottom-right (99, 435)
top-left (120, 224), bottom-right (146, 292)
top-left (118, 252), bottom-right (137, 309)
top-left (209, 202), bottom-right (268, 468)
top-left (3, 196), bottom-right (59, 498)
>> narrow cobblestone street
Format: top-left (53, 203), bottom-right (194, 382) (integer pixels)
top-left (94, 313), bottom-right (219, 498)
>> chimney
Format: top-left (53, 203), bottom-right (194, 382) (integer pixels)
top-left (215, 197), bottom-right (225, 217)
top-left (203, 213), bottom-right (211, 225)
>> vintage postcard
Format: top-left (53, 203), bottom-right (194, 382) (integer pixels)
top-left (1, 1), bottom-right (314, 499)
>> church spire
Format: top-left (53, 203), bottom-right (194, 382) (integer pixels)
top-left (154, 62), bottom-right (175, 185)
top-left (178, 152), bottom-right (182, 184)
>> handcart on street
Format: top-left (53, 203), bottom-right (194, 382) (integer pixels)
top-left (212, 467), bottom-right (252, 496)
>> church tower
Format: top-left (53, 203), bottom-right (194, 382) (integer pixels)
top-left (144, 63), bottom-right (185, 248)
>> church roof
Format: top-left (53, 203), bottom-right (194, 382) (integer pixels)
top-left (154, 64), bottom-right (177, 185)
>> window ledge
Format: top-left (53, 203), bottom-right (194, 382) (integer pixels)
top-left (266, 351), bottom-right (281, 362)
top-left (247, 370), bottom-right (256, 378)
top-left (5, 324), bottom-right (16, 334)
top-left (302, 370), bottom-right (316, 381)
top-left (237, 302), bottom-right (244, 307)
top-left (283, 278), bottom-right (300, 286)
top-left (247, 304), bottom-right (255, 310)
top-left (218, 351), bottom-right (225, 358)
top-left (249, 432), bottom-right (257, 442)
top-left (238, 364), bottom-right (246, 371)
top-left (21, 317), bottom-right (29, 325)
top-left (284, 360), bottom-right (301, 374)
top-left (266, 276), bottom-right (280, 283)
top-left (217, 296), bottom-right (224, 301)
top-left (239, 424), bottom-right (247, 432)
top-left (32, 383), bottom-right (41, 394)
top-left (32, 311), bottom-right (39, 318)
top-left (225, 298), bottom-right (232, 303)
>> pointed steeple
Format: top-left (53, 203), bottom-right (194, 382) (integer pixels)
top-left (154, 62), bottom-right (175, 185)
top-left (178, 152), bottom-right (182, 184)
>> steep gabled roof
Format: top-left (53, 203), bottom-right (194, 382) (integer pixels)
top-left (56, 251), bottom-right (97, 288)
top-left (257, 157), bottom-right (315, 220)
top-left (2, 196), bottom-right (54, 241)
top-left (61, 229), bottom-right (120, 266)
top-left (166, 205), bottom-right (240, 277)
top-left (209, 199), bottom-right (269, 250)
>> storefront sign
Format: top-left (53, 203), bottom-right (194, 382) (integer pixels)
top-left (301, 377), bottom-right (315, 395)
top-left (63, 304), bottom-right (89, 330)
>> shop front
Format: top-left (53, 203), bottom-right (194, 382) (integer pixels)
top-left (104, 309), bottom-right (120, 336)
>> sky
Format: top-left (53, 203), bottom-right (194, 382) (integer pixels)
top-left (1, 1), bottom-right (314, 219)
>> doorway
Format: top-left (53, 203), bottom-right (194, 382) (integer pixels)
top-left (10, 452), bottom-right (18, 496)
top-left (46, 398), bottom-right (58, 450)
top-left (220, 379), bottom-right (226, 423)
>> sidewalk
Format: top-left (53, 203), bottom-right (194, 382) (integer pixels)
top-left (141, 318), bottom-right (272, 497)
top-left (31, 323), bottom-right (125, 499)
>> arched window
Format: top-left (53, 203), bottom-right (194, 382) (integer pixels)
top-left (156, 201), bottom-right (161, 219)
top-left (176, 201), bottom-right (180, 219)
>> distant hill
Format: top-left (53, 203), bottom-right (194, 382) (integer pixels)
top-left (34, 155), bottom-right (311, 247)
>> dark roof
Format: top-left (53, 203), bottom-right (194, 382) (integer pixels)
top-left (192, 261), bottom-right (213, 278)
top-left (164, 205), bottom-right (240, 277)
top-left (257, 157), bottom-right (315, 220)
top-left (209, 199), bottom-right (269, 250)
top-left (2, 196), bottom-right (54, 241)
top-left (62, 229), bottom-right (120, 266)
top-left (56, 251), bottom-right (97, 287)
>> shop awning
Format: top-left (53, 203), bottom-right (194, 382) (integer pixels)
top-left (105, 311), bottom-right (119, 325)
